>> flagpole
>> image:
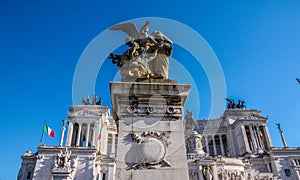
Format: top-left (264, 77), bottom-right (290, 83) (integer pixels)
top-left (39, 120), bottom-right (46, 146)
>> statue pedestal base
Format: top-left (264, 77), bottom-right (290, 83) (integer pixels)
top-left (52, 168), bottom-right (73, 180)
top-left (110, 81), bottom-right (191, 180)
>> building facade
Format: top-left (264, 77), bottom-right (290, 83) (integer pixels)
top-left (185, 108), bottom-right (300, 180)
top-left (18, 102), bottom-right (300, 180)
top-left (18, 104), bottom-right (117, 180)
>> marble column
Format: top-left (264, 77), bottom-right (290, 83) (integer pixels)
top-left (92, 124), bottom-right (96, 147)
top-left (241, 125), bottom-right (251, 152)
top-left (253, 125), bottom-right (261, 149)
top-left (295, 169), bottom-right (300, 180)
top-left (225, 134), bottom-right (232, 157)
top-left (103, 123), bottom-right (108, 154)
top-left (59, 120), bottom-right (67, 146)
top-left (266, 161), bottom-right (271, 172)
top-left (205, 136), bottom-right (210, 155)
top-left (212, 135), bottom-right (217, 156)
top-left (97, 165), bottom-right (102, 180)
top-left (76, 123), bottom-right (82, 146)
top-left (197, 162), bottom-right (204, 180)
top-left (111, 133), bottom-right (116, 157)
top-left (85, 124), bottom-right (90, 147)
top-left (245, 126), bottom-right (254, 151)
top-left (212, 165), bottom-right (218, 180)
top-left (249, 125), bottom-right (258, 152)
top-left (66, 121), bottom-right (73, 146)
top-left (219, 134), bottom-right (225, 156)
top-left (262, 124), bottom-right (273, 148)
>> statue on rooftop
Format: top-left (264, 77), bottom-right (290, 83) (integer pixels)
top-left (185, 110), bottom-right (197, 137)
top-left (225, 98), bottom-right (235, 109)
top-left (82, 95), bottom-right (102, 105)
top-left (236, 100), bottom-right (245, 109)
top-left (225, 98), bottom-right (245, 109)
top-left (109, 21), bottom-right (173, 81)
top-left (276, 123), bottom-right (281, 132)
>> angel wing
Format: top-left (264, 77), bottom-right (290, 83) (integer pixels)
top-left (109, 22), bottom-right (139, 39)
top-left (140, 20), bottom-right (151, 33)
top-left (151, 31), bottom-right (173, 44)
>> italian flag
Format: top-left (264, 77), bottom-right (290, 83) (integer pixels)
top-left (44, 124), bottom-right (55, 138)
top-left (98, 127), bottom-right (103, 140)
top-left (259, 128), bottom-right (265, 141)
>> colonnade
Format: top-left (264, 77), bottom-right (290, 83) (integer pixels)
top-left (243, 124), bottom-right (269, 153)
top-left (65, 122), bottom-right (96, 147)
top-left (203, 134), bottom-right (227, 157)
top-left (62, 120), bottom-right (117, 157)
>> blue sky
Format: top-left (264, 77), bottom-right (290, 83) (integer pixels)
top-left (1, 0), bottom-right (300, 179)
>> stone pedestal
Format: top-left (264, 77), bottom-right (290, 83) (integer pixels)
top-left (52, 168), bottom-right (73, 180)
top-left (110, 81), bottom-right (191, 180)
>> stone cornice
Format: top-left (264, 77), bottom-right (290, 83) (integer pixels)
top-left (270, 147), bottom-right (300, 155)
top-left (68, 105), bottom-right (110, 119)
top-left (37, 146), bottom-right (97, 154)
top-left (231, 119), bottom-right (267, 128)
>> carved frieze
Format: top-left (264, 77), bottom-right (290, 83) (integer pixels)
top-left (123, 105), bottom-right (182, 117)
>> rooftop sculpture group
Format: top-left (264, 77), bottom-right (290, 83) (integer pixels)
top-left (82, 94), bottom-right (102, 105)
top-left (225, 98), bottom-right (245, 109)
top-left (109, 21), bottom-right (173, 81)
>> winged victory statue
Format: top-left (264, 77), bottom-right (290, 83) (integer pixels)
top-left (108, 20), bottom-right (173, 81)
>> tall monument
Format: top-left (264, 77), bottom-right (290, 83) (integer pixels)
top-left (109, 21), bottom-right (191, 179)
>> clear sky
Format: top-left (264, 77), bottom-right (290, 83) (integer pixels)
top-left (1, 0), bottom-right (300, 179)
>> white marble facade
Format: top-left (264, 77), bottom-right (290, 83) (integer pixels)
top-left (18, 105), bottom-right (117, 180)
top-left (18, 105), bottom-right (300, 180)
top-left (186, 109), bottom-right (300, 180)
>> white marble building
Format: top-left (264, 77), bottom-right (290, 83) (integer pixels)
top-left (185, 108), bottom-right (300, 180)
top-left (18, 102), bottom-right (300, 180)
top-left (18, 105), bottom-right (117, 180)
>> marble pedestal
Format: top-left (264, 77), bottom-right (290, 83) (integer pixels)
top-left (110, 81), bottom-right (191, 180)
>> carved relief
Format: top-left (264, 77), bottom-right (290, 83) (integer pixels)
top-left (146, 106), bottom-right (156, 113)
top-left (52, 149), bottom-right (77, 175)
top-left (127, 131), bottom-right (171, 169)
top-left (203, 167), bottom-right (213, 180)
top-left (127, 105), bottom-right (137, 113)
top-left (54, 150), bottom-right (71, 169)
top-left (216, 169), bottom-right (246, 180)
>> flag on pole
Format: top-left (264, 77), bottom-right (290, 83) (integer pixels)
top-left (259, 128), bottom-right (265, 141)
top-left (98, 127), bottom-right (103, 140)
top-left (44, 124), bottom-right (55, 138)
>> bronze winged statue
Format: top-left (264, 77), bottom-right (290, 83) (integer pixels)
top-left (108, 21), bottom-right (172, 81)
